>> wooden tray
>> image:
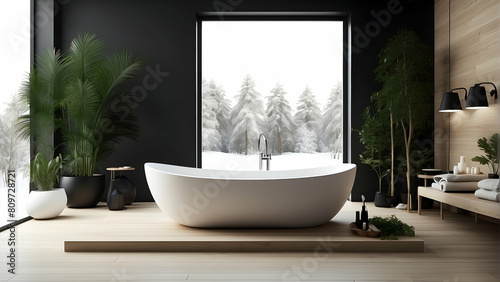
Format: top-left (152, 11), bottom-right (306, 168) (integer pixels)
top-left (349, 222), bottom-right (382, 237)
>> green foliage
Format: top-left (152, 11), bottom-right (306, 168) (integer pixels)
top-left (397, 143), bottom-right (434, 177)
top-left (30, 153), bottom-right (62, 191)
top-left (357, 107), bottom-right (391, 193)
top-left (471, 133), bottom-right (499, 175)
top-left (374, 30), bottom-right (433, 129)
top-left (369, 215), bottom-right (415, 240)
top-left (20, 32), bottom-right (145, 176)
top-left (19, 48), bottom-right (69, 160)
top-left (372, 29), bottom-right (433, 196)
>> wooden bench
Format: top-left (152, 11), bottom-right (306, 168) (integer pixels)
top-left (418, 186), bottom-right (500, 222)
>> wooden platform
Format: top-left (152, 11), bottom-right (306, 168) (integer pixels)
top-left (64, 202), bottom-right (424, 253)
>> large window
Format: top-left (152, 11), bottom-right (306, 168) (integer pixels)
top-left (198, 14), bottom-right (348, 170)
top-left (1, 0), bottom-right (31, 225)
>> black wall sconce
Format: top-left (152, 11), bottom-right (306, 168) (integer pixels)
top-left (439, 87), bottom-right (467, 112)
top-left (465, 82), bottom-right (498, 109)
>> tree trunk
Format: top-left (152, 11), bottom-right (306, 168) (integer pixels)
top-left (390, 112), bottom-right (394, 197)
top-left (245, 130), bottom-right (248, 156)
top-left (278, 130), bottom-right (281, 155)
top-left (401, 107), bottom-right (413, 212)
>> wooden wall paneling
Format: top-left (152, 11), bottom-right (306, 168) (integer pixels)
top-left (435, 0), bottom-right (500, 175)
top-left (434, 0), bottom-right (450, 171)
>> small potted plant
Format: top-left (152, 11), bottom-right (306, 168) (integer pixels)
top-left (471, 133), bottom-right (499, 179)
top-left (25, 153), bottom-right (67, 219)
top-left (357, 107), bottom-right (392, 207)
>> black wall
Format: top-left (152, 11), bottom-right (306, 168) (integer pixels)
top-left (44, 0), bottom-right (434, 202)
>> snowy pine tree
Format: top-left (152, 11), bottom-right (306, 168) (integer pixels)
top-left (265, 83), bottom-right (295, 153)
top-left (202, 79), bottom-right (222, 151)
top-left (206, 80), bottom-right (231, 152)
top-left (294, 124), bottom-right (317, 153)
top-left (294, 86), bottom-right (322, 153)
top-left (229, 74), bottom-right (267, 154)
top-left (319, 82), bottom-right (343, 153)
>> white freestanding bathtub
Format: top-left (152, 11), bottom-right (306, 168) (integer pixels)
top-left (144, 162), bottom-right (356, 228)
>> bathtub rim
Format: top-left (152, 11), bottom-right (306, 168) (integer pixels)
top-left (144, 162), bottom-right (356, 181)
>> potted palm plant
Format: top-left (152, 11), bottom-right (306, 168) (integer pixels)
top-left (25, 153), bottom-right (66, 219)
top-left (472, 133), bottom-right (499, 178)
top-left (20, 32), bottom-right (144, 208)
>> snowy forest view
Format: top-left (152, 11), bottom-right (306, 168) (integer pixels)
top-left (201, 21), bottom-right (344, 162)
top-left (202, 75), bottom-right (343, 155)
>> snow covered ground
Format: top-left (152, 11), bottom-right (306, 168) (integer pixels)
top-left (202, 151), bottom-right (343, 171)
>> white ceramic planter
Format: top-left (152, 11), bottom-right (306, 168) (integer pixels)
top-left (25, 188), bottom-right (67, 219)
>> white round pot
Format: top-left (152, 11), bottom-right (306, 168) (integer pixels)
top-left (25, 188), bottom-right (67, 219)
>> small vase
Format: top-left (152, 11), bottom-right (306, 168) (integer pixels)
top-left (107, 179), bottom-right (125, 211)
top-left (115, 175), bottom-right (137, 205)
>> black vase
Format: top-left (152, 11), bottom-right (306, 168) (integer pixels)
top-left (60, 174), bottom-right (105, 208)
top-left (488, 174), bottom-right (499, 179)
top-left (107, 179), bottom-right (125, 211)
top-left (114, 175), bottom-right (136, 205)
top-left (374, 192), bottom-right (389, 207)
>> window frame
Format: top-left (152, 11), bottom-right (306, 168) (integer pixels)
top-left (196, 12), bottom-right (351, 168)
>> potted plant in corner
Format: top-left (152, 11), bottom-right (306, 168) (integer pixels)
top-left (357, 107), bottom-right (392, 207)
top-left (472, 133), bottom-right (499, 179)
top-left (20, 32), bottom-right (144, 208)
top-left (59, 32), bottom-right (144, 208)
top-left (25, 153), bottom-right (67, 219)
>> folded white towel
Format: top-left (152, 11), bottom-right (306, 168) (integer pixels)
top-left (474, 188), bottom-right (500, 202)
top-left (431, 182), bottom-right (442, 191)
top-left (439, 181), bottom-right (479, 192)
top-left (433, 174), bottom-right (488, 183)
top-left (477, 179), bottom-right (500, 192)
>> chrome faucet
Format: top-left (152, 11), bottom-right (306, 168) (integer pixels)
top-left (258, 133), bottom-right (271, 170)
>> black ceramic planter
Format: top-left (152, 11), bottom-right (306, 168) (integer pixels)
top-left (374, 192), bottom-right (389, 207)
top-left (488, 174), bottom-right (499, 179)
top-left (60, 174), bottom-right (105, 208)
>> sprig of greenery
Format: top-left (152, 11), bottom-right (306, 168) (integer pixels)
top-left (30, 153), bottom-right (62, 191)
top-left (471, 133), bottom-right (498, 175)
top-left (369, 215), bottom-right (415, 240)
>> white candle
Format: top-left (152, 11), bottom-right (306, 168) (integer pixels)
top-left (466, 167), bottom-right (471, 174)
top-left (453, 166), bottom-right (459, 174)
top-left (460, 156), bottom-right (466, 164)
top-left (458, 163), bottom-right (465, 174)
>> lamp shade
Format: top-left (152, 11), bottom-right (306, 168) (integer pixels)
top-left (466, 85), bottom-right (488, 109)
top-left (439, 91), bottom-right (462, 112)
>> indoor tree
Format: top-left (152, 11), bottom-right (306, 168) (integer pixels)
top-left (373, 30), bottom-right (433, 209)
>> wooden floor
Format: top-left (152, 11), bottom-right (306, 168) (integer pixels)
top-left (1, 201), bottom-right (499, 281)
